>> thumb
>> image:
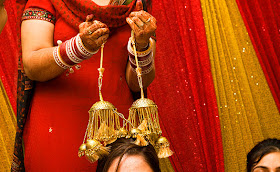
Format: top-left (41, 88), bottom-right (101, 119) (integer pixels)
top-left (135, 0), bottom-right (143, 11)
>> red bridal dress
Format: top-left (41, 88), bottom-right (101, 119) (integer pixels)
top-left (21, 0), bottom-right (137, 171)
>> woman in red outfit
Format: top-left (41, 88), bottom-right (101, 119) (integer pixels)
top-left (19, 0), bottom-right (157, 170)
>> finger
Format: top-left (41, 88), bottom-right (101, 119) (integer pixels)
top-left (129, 11), bottom-right (151, 23)
top-left (130, 16), bottom-right (145, 29)
top-left (95, 34), bottom-right (109, 46)
top-left (93, 20), bottom-right (108, 28)
top-left (126, 17), bottom-right (141, 33)
top-left (90, 28), bottom-right (110, 39)
top-left (79, 22), bottom-right (87, 31)
top-left (86, 22), bottom-right (108, 34)
top-left (86, 14), bottom-right (94, 22)
top-left (135, 0), bottom-right (143, 11)
top-left (134, 12), bottom-right (157, 29)
top-left (149, 17), bottom-right (157, 29)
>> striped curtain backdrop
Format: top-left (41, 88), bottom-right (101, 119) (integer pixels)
top-left (0, 0), bottom-right (279, 171)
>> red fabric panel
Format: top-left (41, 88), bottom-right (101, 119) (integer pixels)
top-left (236, 0), bottom-right (280, 110)
top-left (149, 0), bottom-right (224, 171)
top-left (0, 0), bottom-right (18, 112)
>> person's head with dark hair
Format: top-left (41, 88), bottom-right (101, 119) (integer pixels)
top-left (247, 138), bottom-right (280, 172)
top-left (96, 138), bottom-right (161, 172)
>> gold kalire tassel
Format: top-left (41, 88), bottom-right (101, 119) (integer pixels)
top-left (156, 136), bottom-right (173, 158)
top-left (78, 43), bottom-right (125, 163)
top-left (128, 32), bottom-right (173, 158)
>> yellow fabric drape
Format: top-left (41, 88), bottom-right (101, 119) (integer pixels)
top-left (159, 158), bottom-right (174, 172)
top-left (0, 79), bottom-right (16, 170)
top-left (201, 0), bottom-right (280, 171)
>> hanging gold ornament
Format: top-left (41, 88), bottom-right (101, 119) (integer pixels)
top-left (156, 136), bottom-right (173, 158)
top-left (128, 31), bottom-right (173, 158)
top-left (78, 43), bottom-right (129, 163)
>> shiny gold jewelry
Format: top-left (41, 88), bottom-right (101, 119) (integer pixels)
top-left (127, 31), bottom-right (173, 158)
top-left (78, 43), bottom-right (132, 163)
top-left (78, 32), bottom-right (173, 163)
top-left (146, 18), bottom-right (151, 23)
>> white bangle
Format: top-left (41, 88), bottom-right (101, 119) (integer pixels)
top-left (53, 46), bottom-right (72, 69)
top-left (127, 38), bottom-right (153, 57)
top-left (76, 34), bottom-right (99, 58)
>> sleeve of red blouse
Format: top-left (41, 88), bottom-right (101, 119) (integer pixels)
top-left (22, 0), bottom-right (56, 24)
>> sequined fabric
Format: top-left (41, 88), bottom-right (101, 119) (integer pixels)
top-left (1, 0), bottom-right (279, 171)
top-left (149, 0), bottom-right (225, 171)
top-left (200, 0), bottom-right (280, 171)
top-left (236, 0), bottom-right (280, 111)
top-left (0, 80), bottom-right (16, 171)
top-left (0, 0), bottom-right (18, 171)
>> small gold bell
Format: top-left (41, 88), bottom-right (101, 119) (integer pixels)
top-left (78, 143), bottom-right (87, 157)
top-left (156, 136), bottom-right (173, 158)
top-left (117, 128), bottom-right (129, 138)
top-left (156, 136), bottom-right (169, 146)
top-left (84, 139), bottom-right (110, 163)
top-left (86, 139), bottom-right (99, 150)
top-left (130, 128), bottom-right (142, 138)
top-left (145, 131), bottom-right (160, 146)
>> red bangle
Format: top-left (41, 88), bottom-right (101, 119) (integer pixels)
top-left (54, 34), bottom-right (99, 69)
top-left (59, 40), bottom-right (76, 66)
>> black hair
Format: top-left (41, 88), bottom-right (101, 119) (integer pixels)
top-left (96, 138), bottom-right (160, 172)
top-left (247, 138), bottom-right (280, 172)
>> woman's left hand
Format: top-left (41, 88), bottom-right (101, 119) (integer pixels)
top-left (126, 8), bottom-right (156, 50)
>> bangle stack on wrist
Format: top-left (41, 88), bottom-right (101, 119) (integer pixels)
top-left (53, 34), bottom-right (98, 69)
top-left (128, 38), bottom-right (154, 75)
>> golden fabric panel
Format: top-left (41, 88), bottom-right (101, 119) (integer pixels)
top-left (200, 0), bottom-right (280, 171)
top-left (159, 158), bottom-right (174, 172)
top-left (0, 80), bottom-right (16, 171)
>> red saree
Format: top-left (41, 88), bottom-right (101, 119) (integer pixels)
top-left (19, 0), bottom-right (140, 171)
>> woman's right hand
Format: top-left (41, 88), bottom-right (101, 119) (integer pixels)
top-left (79, 15), bottom-right (109, 52)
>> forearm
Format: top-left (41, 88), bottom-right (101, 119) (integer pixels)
top-left (23, 47), bottom-right (65, 82)
top-left (126, 63), bottom-right (155, 92)
top-left (21, 19), bottom-right (61, 81)
top-left (126, 38), bottom-right (156, 92)
top-left (0, 5), bottom-right (7, 33)
top-left (22, 18), bottom-right (109, 82)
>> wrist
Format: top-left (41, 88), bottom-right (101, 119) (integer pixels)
top-left (128, 38), bottom-right (153, 57)
top-left (78, 34), bottom-right (100, 54)
top-left (127, 38), bottom-right (154, 75)
top-left (135, 41), bottom-right (149, 51)
top-left (53, 34), bottom-right (98, 69)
